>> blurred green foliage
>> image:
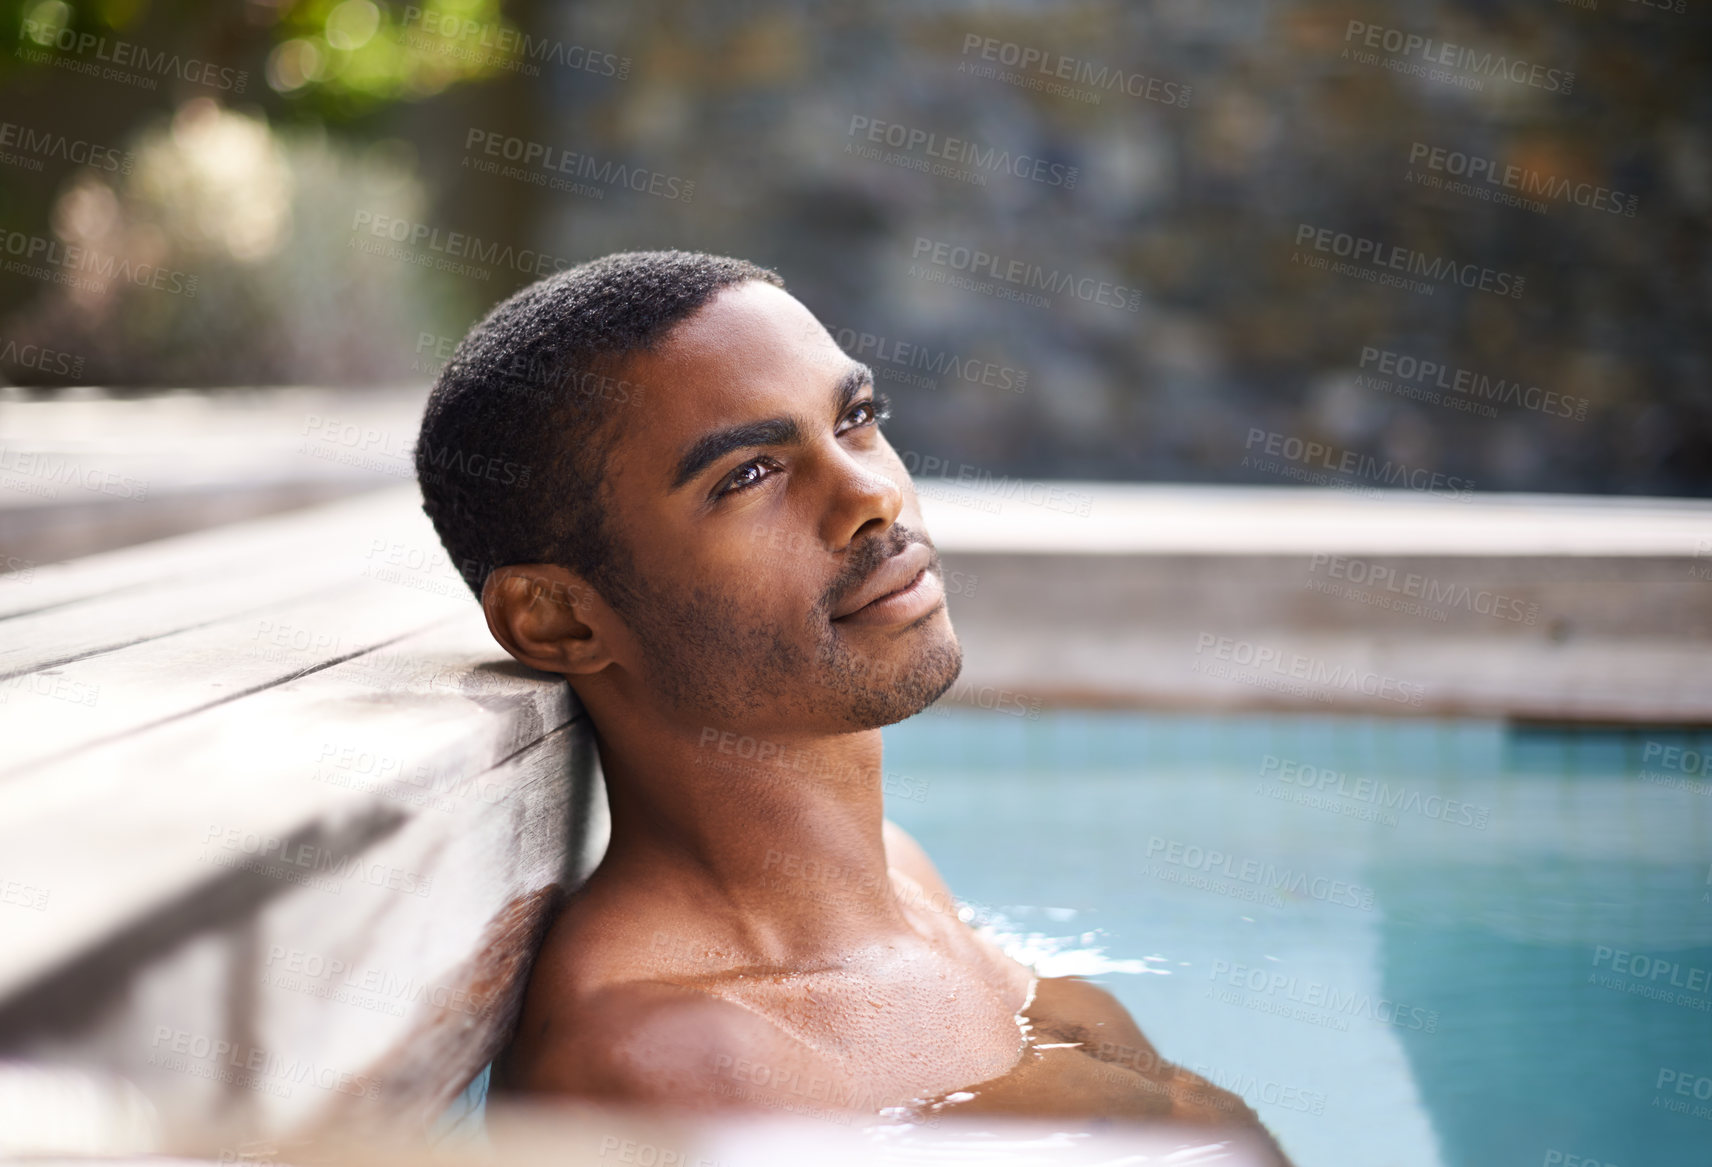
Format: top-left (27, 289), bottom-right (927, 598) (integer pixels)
top-left (5, 0), bottom-right (512, 116)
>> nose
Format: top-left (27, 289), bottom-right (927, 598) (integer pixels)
top-left (817, 449), bottom-right (903, 552)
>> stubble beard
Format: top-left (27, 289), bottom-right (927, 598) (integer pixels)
top-left (616, 527), bottom-right (964, 730)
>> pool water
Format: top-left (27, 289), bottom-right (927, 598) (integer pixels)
top-left (882, 710), bottom-right (1712, 1167)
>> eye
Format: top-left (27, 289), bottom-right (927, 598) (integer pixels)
top-left (713, 455), bottom-right (781, 500)
top-left (837, 393), bottom-right (892, 436)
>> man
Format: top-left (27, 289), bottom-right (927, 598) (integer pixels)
top-left (414, 251), bottom-right (1290, 1161)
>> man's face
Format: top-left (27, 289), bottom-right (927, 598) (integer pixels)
top-left (593, 279), bottom-right (962, 734)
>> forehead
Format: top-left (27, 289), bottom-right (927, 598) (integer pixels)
top-left (634, 279), bottom-right (843, 399)
top-left (607, 281), bottom-right (854, 476)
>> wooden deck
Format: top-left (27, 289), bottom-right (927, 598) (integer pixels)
top-left (0, 487), bottom-right (605, 1150)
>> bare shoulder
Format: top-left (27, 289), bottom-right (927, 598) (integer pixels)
top-left (503, 977), bottom-right (821, 1110)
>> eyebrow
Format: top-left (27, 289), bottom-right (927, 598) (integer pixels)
top-left (669, 363), bottom-right (876, 491)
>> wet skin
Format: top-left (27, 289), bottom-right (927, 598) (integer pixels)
top-left (480, 281), bottom-right (1290, 1163)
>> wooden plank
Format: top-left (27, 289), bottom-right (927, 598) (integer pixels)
top-left (0, 386), bottom-right (427, 566)
top-left (0, 489), bottom-right (475, 679)
top-left (0, 716), bottom-right (604, 1150)
top-left (0, 484), bottom-right (422, 622)
top-left (0, 480), bottom-right (390, 569)
top-left (0, 576), bottom-right (469, 777)
top-left (310, 726), bottom-right (609, 1143)
top-left (0, 612), bottom-right (576, 1004)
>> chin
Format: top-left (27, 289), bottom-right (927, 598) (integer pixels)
top-left (829, 611), bottom-right (964, 730)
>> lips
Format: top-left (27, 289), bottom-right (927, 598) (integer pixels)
top-left (830, 541), bottom-right (935, 622)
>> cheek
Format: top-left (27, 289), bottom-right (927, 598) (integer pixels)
top-left (677, 535), bottom-right (826, 622)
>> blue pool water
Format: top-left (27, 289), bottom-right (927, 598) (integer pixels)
top-left (882, 710), bottom-right (1712, 1167)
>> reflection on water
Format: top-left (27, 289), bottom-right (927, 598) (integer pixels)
top-left (977, 907), bottom-right (1173, 977)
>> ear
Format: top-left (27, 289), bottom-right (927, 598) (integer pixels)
top-left (481, 564), bottom-right (616, 676)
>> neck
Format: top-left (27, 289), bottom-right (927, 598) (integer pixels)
top-left (581, 698), bottom-right (913, 963)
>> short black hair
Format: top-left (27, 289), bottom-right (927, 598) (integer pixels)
top-left (415, 250), bottom-right (784, 605)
